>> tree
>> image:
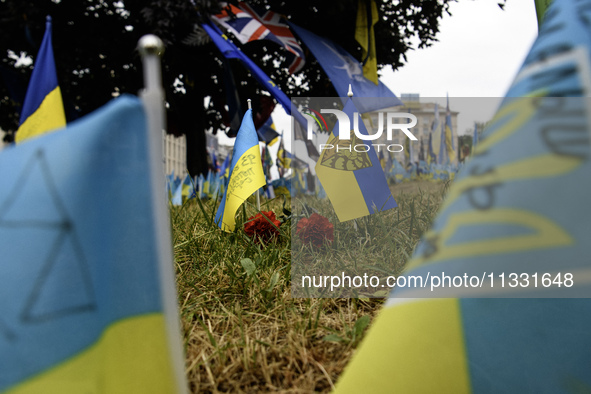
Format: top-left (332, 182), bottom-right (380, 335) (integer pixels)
top-left (0, 0), bottom-right (456, 175)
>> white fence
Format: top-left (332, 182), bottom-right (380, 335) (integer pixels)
top-left (162, 130), bottom-right (187, 178)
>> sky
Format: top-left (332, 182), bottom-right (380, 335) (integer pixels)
top-left (381, 0), bottom-right (538, 98)
top-left (218, 0), bottom-right (540, 150)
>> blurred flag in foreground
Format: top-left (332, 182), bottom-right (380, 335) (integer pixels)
top-left (0, 95), bottom-right (186, 393)
top-left (215, 109), bottom-right (265, 232)
top-left (16, 16), bottom-right (66, 143)
top-left (334, 0), bottom-right (591, 392)
top-left (535, 0), bottom-right (553, 28)
top-left (315, 98), bottom-right (396, 222)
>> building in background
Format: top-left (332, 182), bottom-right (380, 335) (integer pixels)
top-left (364, 94), bottom-right (459, 163)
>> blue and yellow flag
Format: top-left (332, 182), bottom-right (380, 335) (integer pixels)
top-left (219, 155), bottom-right (231, 179)
top-left (215, 109), bottom-right (266, 232)
top-left (355, 0), bottom-right (379, 85)
top-left (315, 99), bottom-right (397, 222)
top-left (334, 0), bottom-right (591, 392)
top-left (444, 97), bottom-right (456, 165)
top-left (16, 16), bottom-right (66, 143)
top-left (171, 174), bottom-right (194, 206)
top-left (0, 95), bottom-right (186, 393)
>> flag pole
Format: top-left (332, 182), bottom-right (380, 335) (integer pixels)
top-left (248, 99), bottom-right (261, 211)
top-left (138, 35), bottom-right (188, 394)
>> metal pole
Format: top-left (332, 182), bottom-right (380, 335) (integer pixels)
top-left (138, 35), bottom-right (188, 394)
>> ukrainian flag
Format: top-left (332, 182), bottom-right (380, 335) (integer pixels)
top-left (276, 138), bottom-right (292, 169)
top-left (16, 16), bottom-right (66, 143)
top-left (334, 0), bottom-right (591, 392)
top-left (219, 155), bottom-right (230, 179)
top-left (0, 95), bottom-right (186, 393)
top-left (444, 97), bottom-right (457, 164)
top-left (315, 99), bottom-right (397, 222)
top-left (171, 174), bottom-right (194, 206)
top-left (354, 0), bottom-right (379, 84)
top-left (215, 109), bottom-right (265, 232)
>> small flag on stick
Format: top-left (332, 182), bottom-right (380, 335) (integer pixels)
top-left (215, 109), bottom-right (266, 232)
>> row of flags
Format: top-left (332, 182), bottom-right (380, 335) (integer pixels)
top-left (11, 2), bottom-right (405, 235)
top-left (206, 1), bottom-right (402, 144)
top-left (206, 0), bottom-right (407, 229)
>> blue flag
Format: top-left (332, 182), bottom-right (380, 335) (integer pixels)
top-left (0, 95), bottom-right (186, 393)
top-left (289, 23), bottom-right (402, 113)
top-left (334, 0), bottom-right (591, 392)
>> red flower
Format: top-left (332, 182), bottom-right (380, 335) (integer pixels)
top-left (244, 211), bottom-right (281, 243)
top-left (296, 213), bottom-right (334, 248)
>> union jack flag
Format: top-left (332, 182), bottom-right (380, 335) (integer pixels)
top-left (212, 2), bottom-right (306, 74)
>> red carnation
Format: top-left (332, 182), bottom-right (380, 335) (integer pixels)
top-left (244, 211), bottom-right (281, 244)
top-left (296, 213), bottom-right (334, 248)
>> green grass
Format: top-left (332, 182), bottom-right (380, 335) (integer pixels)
top-left (172, 181), bottom-right (449, 393)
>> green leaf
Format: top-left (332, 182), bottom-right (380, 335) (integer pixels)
top-left (240, 258), bottom-right (256, 277)
top-left (267, 271), bottom-right (280, 292)
top-left (372, 290), bottom-right (390, 298)
top-left (353, 315), bottom-right (371, 339)
top-left (323, 334), bottom-right (345, 343)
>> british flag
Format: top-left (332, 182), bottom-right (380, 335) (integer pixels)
top-left (211, 2), bottom-right (306, 74)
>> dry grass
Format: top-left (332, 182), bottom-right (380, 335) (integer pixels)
top-left (172, 181), bottom-right (448, 393)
